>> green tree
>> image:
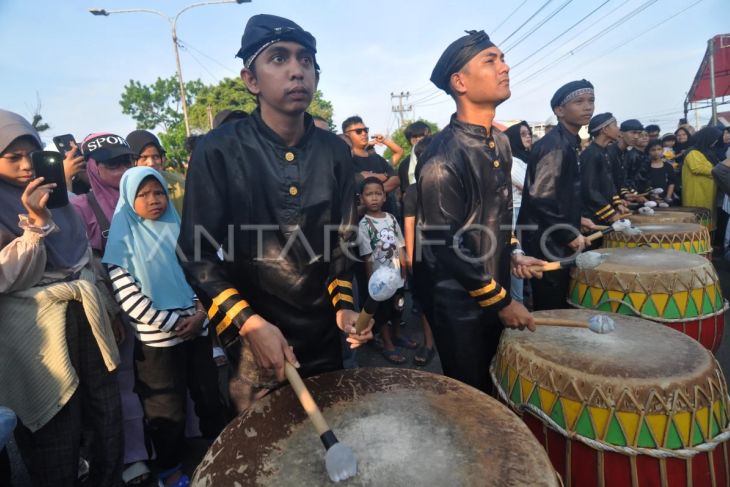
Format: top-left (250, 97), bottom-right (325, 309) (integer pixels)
top-left (120, 75), bottom-right (337, 168)
top-left (383, 119), bottom-right (439, 163)
top-left (120, 76), bottom-right (205, 131)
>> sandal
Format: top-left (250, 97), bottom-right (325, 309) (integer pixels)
top-left (413, 345), bottom-right (436, 366)
top-left (393, 335), bottom-right (418, 350)
top-left (122, 461), bottom-right (151, 485)
top-left (380, 348), bottom-right (407, 364)
top-left (158, 464), bottom-right (190, 487)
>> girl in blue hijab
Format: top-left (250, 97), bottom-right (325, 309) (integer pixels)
top-left (103, 166), bottom-right (225, 487)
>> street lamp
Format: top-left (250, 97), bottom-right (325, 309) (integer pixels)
top-left (90, 0), bottom-right (252, 137)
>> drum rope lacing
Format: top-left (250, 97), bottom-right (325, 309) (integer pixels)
top-left (570, 297), bottom-right (729, 324)
top-left (490, 366), bottom-right (730, 459)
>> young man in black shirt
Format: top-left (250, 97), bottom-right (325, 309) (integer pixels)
top-left (416, 30), bottom-right (545, 393)
top-left (178, 14), bottom-right (371, 411)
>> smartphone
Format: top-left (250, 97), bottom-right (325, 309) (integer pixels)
top-left (52, 134), bottom-right (82, 159)
top-left (30, 151), bottom-right (69, 209)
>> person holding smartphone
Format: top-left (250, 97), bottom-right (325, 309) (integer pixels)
top-left (0, 109), bottom-right (123, 486)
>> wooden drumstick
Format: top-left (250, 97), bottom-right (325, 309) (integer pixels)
top-left (585, 219), bottom-right (635, 243)
top-left (527, 251), bottom-right (604, 272)
top-left (284, 362), bottom-right (357, 482)
top-left (534, 315), bottom-right (615, 334)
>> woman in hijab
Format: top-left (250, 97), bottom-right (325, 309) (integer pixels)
top-left (674, 126), bottom-right (693, 163)
top-left (0, 109), bottom-right (122, 486)
top-left (682, 126), bottom-right (722, 229)
top-left (69, 133), bottom-right (154, 485)
top-left (504, 121), bottom-right (532, 304)
top-left (103, 167), bottom-right (225, 487)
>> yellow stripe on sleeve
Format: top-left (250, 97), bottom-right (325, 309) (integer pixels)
top-left (478, 288), bottom-right (507, 307)
top-left (215, 299), bottom-right (250, 335)
top-left (327, 279), bottom-right (353, 295)
top-left (331, 293), bottom-right (354, 307)
top-left (208, 288), bottom-right (240, 320)
top-left (468, 281), bottom-right (497, 298)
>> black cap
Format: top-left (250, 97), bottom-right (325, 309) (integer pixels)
top-left (550, 79), bottom-right (594, 109)
top-left (620, 119), bottom-right (644, 132)
top-left (213, 109), bottom-right (248, 129)
top-left (430, 30), bottom-right (496, 93)
top-left (236, 14), bottom-right (317, 69)
top-left (81, 133), bottom-right (134, 162)
top-left (588, 112), bottom-right (616, 135)
top-left (126, 130), bottom-right (165, 157)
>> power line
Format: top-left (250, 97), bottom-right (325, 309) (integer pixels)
top-left (178, 42), bottom-right (219, 82)
top-left (500, 0), bottom-right (555, 45)
top-left (511, 0), bottom-right (632, 78)
top-left (503, 0), bottom-right (575, 53)
top-left (510, 0), bottom-right (611, 68)
top-left (177, 38), bottom-right (239, 76)
top-left (491, 0), bottom-right (529, 35)
top-left (513, 0), bottom-right (658, 87)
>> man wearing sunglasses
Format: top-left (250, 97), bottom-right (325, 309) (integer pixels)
top-left (342, 116), bottom-right (402, 215)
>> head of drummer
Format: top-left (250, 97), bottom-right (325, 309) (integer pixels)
top-left (550, 80), bottom-right (595, 134)
top-left (430, 30), bottom-right (511, 115)
top-left (237, 14), bottom-right (319, 117)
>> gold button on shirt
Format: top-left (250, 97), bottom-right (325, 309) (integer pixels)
top-left (488, 141), bottom-right (496, 149)
top-left (289, 186), bottom-right (299, 196)
top-left (493, 160), bottom-right (500, 168)
top-left (285, 152), bottom-right (295, 162)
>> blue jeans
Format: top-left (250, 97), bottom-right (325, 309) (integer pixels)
top-left (0, 407), bottom-right (16, 449)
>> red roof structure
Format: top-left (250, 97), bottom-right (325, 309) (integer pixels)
top-left (685, 34), bottom-right (730, 123)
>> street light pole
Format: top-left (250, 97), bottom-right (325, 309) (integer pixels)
top-left (90, 0), bottom-right (251, 137)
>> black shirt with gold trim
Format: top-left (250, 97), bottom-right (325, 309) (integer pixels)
top-left (580, 141), bottom-right (620, 223)
top-left (178, 110), bottom-right (357, 374)
top-left (416, 115), bottom-right (515, 312)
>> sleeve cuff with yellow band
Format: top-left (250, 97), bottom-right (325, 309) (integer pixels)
top-left (467, 279), bottom-right (512, 312)
top-left (207, 287), bottom-right (256, 347)
top-left (509, 233), bottom-right (521, 252)
top-left (611, 194), bottom-right (621, 205)
top-left (327, 277), bottom-right (355, 311)
top-left (595, 204), bottom-right (617, 222)
top-left (619, 187), bottom-right (632, 198)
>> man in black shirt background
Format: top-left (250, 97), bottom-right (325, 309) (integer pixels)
top-left (343, 115), bottom-right (402, 215)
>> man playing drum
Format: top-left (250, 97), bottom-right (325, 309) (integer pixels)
top-left (179, 14), bottom-right (371, 412)
top-left (415, 30), bottom-right (545, 393)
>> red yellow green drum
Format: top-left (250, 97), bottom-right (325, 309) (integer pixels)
top-left (568, 248), bottom-right (727, 352)
top-left (492, 308), bottom-right (730, 487)
top-left (602, 223), bottom-right (712, 258)
top-left (655, 206), bottom-right (712, 230)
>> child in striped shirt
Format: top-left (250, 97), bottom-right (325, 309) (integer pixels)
top-left (103, 167), bottom-right (225, 487)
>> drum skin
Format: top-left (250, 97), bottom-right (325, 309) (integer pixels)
top-left (602, 223), bottom-right (712, 258)
top-left (655, 207), bottom-right (712, 230)
top-left (568, 248), bottom-right (727, 353)
top-left (629, 211), bottom-right (698, 225)
top-left (192, 368), bottom-right (559, 486)
top-left (492, 309), bottom-right (730, 487)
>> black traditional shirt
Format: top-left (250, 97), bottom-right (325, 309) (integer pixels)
top-left (580, 142), bottom-right (621, 223)
top-left (518, 122), bottom-right (582, 260)
top-left (416, 115), bottom-right (516, 312)
top-left (625, 148), bottom-right (650, 193)
top-left (178, 110), bottom-right (358, 372)
top-left (607, 142), bottom-right (632, 197)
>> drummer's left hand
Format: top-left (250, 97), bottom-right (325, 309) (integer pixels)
top-left (580, 217), bottom-right (599, 233)
top-left (511, 254), bottom-right (546, 279)
top-left (336, 309), bottom-right (373, 349)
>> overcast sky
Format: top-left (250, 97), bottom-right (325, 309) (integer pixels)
top-left (1, 0), bottom-right (727, 146)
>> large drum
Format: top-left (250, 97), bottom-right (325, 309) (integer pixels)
top-left (492, 309), bottom-right (730, 487)
top-left (602, 223), bottom-right (712, 258)
top-left (629, 210), bottom-right (698, 225)
top-left (568, 248), bottom-right (727, 352)
top-left (656, 206), bottom-right (712, 229)
top-left (192, 368), bottom-right (559, 486)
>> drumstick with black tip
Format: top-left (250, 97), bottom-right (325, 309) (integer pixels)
top-left (284, 362), bottom-right (357, 482)
top-left (533, 315), bottom-right (616, 334)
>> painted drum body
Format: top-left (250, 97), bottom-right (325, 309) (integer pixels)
top-left (568, 248), bottom-right (727, 353)
top-left (192, 368), bottom-right (559, 486)
top-left (492, 309), bottom-right (730, 487)
top-left (602, 223), bottom-right (712, 259)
